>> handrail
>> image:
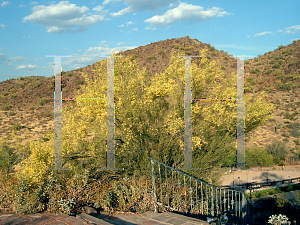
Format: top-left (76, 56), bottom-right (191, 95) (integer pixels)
top-left (148, 157), bottom-right (248, 225)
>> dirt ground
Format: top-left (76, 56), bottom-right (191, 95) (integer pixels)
top-left (221, 164), bottom-right (300, 186)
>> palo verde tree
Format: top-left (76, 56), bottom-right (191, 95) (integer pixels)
top-left (14, 49), bottom-right (275, 185)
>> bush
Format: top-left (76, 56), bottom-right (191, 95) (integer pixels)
top-left (272, 62), bottom-right (280, 69)
top-left (265, 69), bottom-right (273, 75)
top-left (245, 147), bottom-right (274, 168)
top-left (158, 50), bottom-right (165, 55)
top-left (38, 97), bottom-right (53, 106)
top-left (287, 122), bottom-right (300, 138)
top-left (76, 79), bottom-right (83, 85)
top-left (277, 45), bottom-right (284, 50)
top-left (223, 55), bottom-right (229, 60)
top-left (1, 104), bottom-right (12, 111)
top-left (2, 92), bottom-right (8, 96)
top-left (265, 140), bottom-right (287, 164)
top-left (9, 88), bottom-right (16, 93)
top-left (294, 139), bottom-right (299, 145)
top-left (11, 122), bottom-right (22, 131)
top-left (247, 77), bottom-right (257, 85)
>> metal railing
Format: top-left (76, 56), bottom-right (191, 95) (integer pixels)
top-left (149, 157), bottom-right (248, 224)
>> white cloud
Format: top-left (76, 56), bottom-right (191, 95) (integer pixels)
top-left (145, 26), bottom-right (157, 30)
top-left (0, 23), bottom-right (5, 28)
top-left (246, 35), bottom-right (250, 38)
top-left (125, 21), bottom-right (134, 25)
top-left (19, 4), bottom-right (25, 7)
top-left (101, 40), bottom-right (107, 44)
top-left (110, 0), bottom-right (181, 17)
top-left (93, 5), bottom-right (104, 12)
top-left (277, 30), bottom-right (283, 32)
top-left (110, 6), bottom-right (132, 17)
top-left (1, 1), bottom-right (9, 7)
top-left (102, 0), bottom-right (122, 5)
top-left (117, 42), bottom-right (125, 45)
top-left (131, 28), bottom-right (138, 31)
top-left (285, 25), bottom-right (300, 33)
top-left (22, 1), bottom-right (109, 33)
top-left (119, 24), bottom-right (124, 27)
top-left (31, 1), bottom-right (39, 5)
top-left (9, 56), bottom-right (29, 62)
top-left (144, 3), bottom-right (233, 26)
top-left (254, 31), bottom-right (272, 37)
top-left (0, 53), bottom-right (6, 63)
top-left (16, 64), bottom-right (39, 70)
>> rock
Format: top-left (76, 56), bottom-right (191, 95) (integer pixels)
top-left (82, 206), bottom-right (98, 216)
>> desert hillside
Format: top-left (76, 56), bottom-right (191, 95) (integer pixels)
top-left (0, 36), bottom-right (299, 165)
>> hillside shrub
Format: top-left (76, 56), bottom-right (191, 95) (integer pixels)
top-left (265, 140), bottom-right (287, 164)
top-left (247, 77), bottom-right (256, 85)
top-left (250, 68), bottom-right (257, 74)
top-left (287, 122), bottom-right (300, 138)
top-left (38, 97), bottom-right (53, 106)
top-left (272, 62), bottom-right (280, 69)
top-left (19, 83), bottom-right (25, 89)
top-left (245, 147), bottom-right (274, 168)
top-left (10, 94), bottom-right (17, 98)
top-left (265, 69), bottom-right (273, 75)
top-left (1, 104), bottom-right (12, 111)
top-left (9, 88), bottom-right (16, 93)
top-left (158, 50), bottom-right (165, 55)
top-left (2, 92), bottom-right (8, 96)
top-left (11, 122), bottom-right (22, 131)
top-left (76, 79), bottom-right (83, 85)
top-left (276, 81), bottom-right (292, 91)
top-left (277, 45), bottom-right (284, 50)
top-left (223, 55), bottom-right (229, 60)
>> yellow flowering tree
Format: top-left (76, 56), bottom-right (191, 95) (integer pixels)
top-left (14, 48), bottom-right (275, 185)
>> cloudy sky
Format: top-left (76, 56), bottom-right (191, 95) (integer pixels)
top-left (0, 0), bottom-right (299, 82)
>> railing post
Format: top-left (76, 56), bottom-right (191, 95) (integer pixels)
top-left (211, 186), bottom-right (214, 217)
top-left (150, 159), bottom-right (158, 213)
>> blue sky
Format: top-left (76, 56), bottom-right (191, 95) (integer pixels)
top-left (0, 0), bottom-right (299, 82)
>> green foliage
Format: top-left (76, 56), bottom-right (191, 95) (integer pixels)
top-left (272, 62), bottom-right (280, 69)
top-left (158, 50), bottom-right (165, 55)
top-left (274, 55), bottom-right (283, 60)
top-left (287, 122), bottom-right (300, 137)
top-left (288, 61), bottom-right (296, 67)
top-left (185, 51), bottom-right (192, 56)
top-left (276, 81), bottom-right (292, 91)
top-left (283, 112), bottom-right (296, 120)
top-left (282, 48), bottom-right (293, 56)
top-left (9, 111), bottom-right (16, 116)
top-left (76, 79), bottom-right (83, 85)
top-left (10, 122), bottom-right (22, 131)
top-left (28, 81), bottom-right (39, 88)
top-left (265, 69), bottom-right (273, 75)
top-left (250, 68), bottom-right (260, 74)
top-left (19, 82), bottom-right (25, 89)
top-left (245, 147), bottom-right (274, 168)
top-left (2, 92), bottom-right (8, 96)
top-left (277, 45), bottom-right (284, 50)
top-left (247, 77), bottom-right (257, 85)
top-left (294, 139), bottom-right (299, 145)
top-left (265, 140), bottom-right (287, 164)
top-left (8, 49), bottom-right (275, 214)
top-left (147, 55), bottom-right (156, 60)
top-left (223, 55), bottom-right (229, 60)
top-left (1, 104), bottom-right (12, 111)
top-left (0, 141), bottom-right (18, 174)
top-left (47, 85), bottom-right (54, 91)
top-left (9, 88), bottom-right (16, 93)
top-left (38, 97), bottom-right (53, 106)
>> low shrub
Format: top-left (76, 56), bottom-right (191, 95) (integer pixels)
top-left (1, 104), bottom-right (12, 111)
top-left (245, 147), bottom-right (274, 168)
top-left (265, 140), bottom-right (287, 165)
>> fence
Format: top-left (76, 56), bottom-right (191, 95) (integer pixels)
top-left (149, 157), bottom-right (248, 224)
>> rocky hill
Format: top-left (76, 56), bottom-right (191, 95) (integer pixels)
top-left (0, 36), bottom-right (299, 165)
